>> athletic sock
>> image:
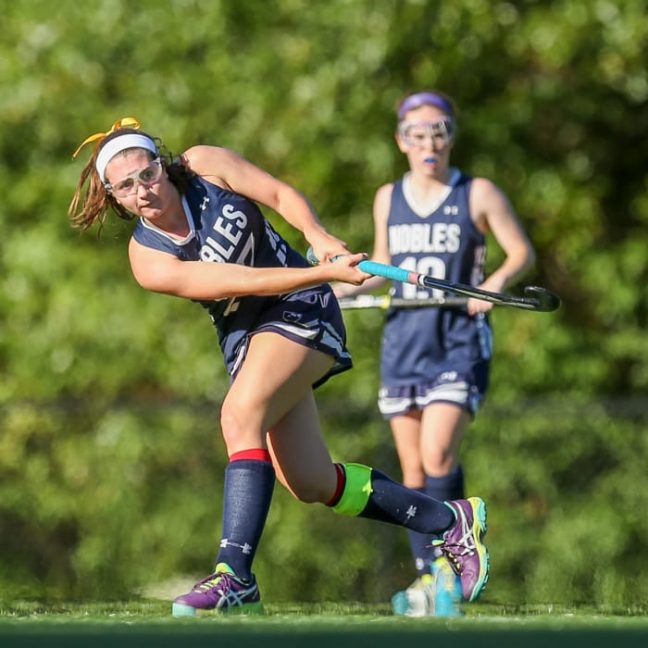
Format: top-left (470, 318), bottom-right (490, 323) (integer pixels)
top-left (408, 465), bottom-right (465, 573)
top-left (425, 464), bottom-right (465, 503)
top-left (328, 463), bottom-right (455, 533)
top-left (405, 489), bottom-right (432, 576)
top-left (215, 449), bottom-right (275, 581)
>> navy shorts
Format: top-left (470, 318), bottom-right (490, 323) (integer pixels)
top-left (229, 286), bottom-right (352, 388)
top-left (378, 362), bottom-right (489, 418)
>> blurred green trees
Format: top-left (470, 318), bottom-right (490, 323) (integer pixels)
top-left (1, 0), bottom-right (647, 606)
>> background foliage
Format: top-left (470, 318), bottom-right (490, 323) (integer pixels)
top-left (1, 0), bottom-right (647, 607)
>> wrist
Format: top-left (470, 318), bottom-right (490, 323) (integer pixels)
top-left (303, 222), bottom-right (327, 240)
top-left (483, 271), bottom-right (508, 292)
top-left (311, 263), bottom-right (334, 284)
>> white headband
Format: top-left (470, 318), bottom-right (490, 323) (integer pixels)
top-left (96, 134), bottom-right (159, 183)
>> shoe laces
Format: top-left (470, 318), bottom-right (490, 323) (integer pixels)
top-left (193, 566), bottom-right (247, 594)
top-left (442, 519), bottom-right (476, 574)
top-left (194, 571), bottom-right (230, 593)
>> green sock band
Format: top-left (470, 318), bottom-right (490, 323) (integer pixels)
top-left (332, 463), bottom-right (373, 517)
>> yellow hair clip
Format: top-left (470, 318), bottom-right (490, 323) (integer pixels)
top-left (72, 117), bottom-right (142, 158)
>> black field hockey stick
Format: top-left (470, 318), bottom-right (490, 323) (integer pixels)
top-left (337, 294), bottom-right (466, 310)
top-left (307, 248), bottom-right (560, 313)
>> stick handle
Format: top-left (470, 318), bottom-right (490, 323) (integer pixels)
top-left (356, 260), bottom-right (417, 285)
top-left (306, 248), bottom-right (417, 284)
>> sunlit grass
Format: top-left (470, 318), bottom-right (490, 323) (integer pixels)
top-left (1, 602), bottom-right (647, 648)
top-left (2, 600), bottom-right (648, 628)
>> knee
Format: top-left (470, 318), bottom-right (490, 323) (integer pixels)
top-left (399, 458), bottom-right (425, 489)
top-left (291, 487), bottom-right (325, 505)
top-left (219, 405), bottom-right (241, 449)
top-left (279, 471), bottom-right (336, 505)
top-left (423, 450), bottom-right (457, 477)
top-left (220, 398), bottom-right (260, 449)
top-left (421, 437), bottom-right (459, 474)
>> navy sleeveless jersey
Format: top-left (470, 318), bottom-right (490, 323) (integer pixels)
top-left (380, 170), bottom-right (491, 386)
top-left (132, 175), bottom-right (350, 381)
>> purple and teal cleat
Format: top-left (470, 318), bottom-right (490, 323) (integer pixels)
top-left (172, 563), bottom-right (263, 617)
top-left (441, 497), bottom-right (489, 602)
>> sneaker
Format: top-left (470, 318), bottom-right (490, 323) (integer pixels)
top-left (391, 557), bottom-right (463, 618)
top-left (430, 555), bottom-right (463, 617)
top-left (441, 497), bottom-right (489, 602)
top-left (172, 563), bottom-right (263, 617)
top-left (391, 575), bottom-right (432, 617)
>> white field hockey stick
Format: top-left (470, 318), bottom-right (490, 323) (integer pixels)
top-left (337, 294), bottom-right (466, 310)
top-left (307, 248), bottom-right (561, 313)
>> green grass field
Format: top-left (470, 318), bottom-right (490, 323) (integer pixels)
top-left (2, 601), bottom-right (648, 647)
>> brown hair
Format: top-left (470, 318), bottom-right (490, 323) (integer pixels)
top-left (68, 128), bottom-right (195, 230)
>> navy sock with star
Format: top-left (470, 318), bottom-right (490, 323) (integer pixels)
top-left (359, 469), bottom-right (455, 532)
top-left (406, 464), bottom-right (465, 572)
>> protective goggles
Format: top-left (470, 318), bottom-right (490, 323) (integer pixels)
top-left (397, 119), bottom-right (454, 149)
top-left (105, 158), bottom-right (163, 197)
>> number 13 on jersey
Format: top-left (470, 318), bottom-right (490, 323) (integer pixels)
top-left (399, 256), bottom-right (446, 300)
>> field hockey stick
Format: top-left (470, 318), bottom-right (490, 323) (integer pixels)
top-left (337, 294), bottom-right (466, 310)
top-left (307, 248), bottom-right (560, 312)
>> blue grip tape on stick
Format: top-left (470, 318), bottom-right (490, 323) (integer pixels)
top-left (357, 260), bottom-right (413, 284)
top-left (306, 247), bottom-right (414, 284)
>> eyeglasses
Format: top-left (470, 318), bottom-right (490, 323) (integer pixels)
top-left (398, 119), bottom-right (454, 149)
top-left (105, 158), bottom-right (163, 197)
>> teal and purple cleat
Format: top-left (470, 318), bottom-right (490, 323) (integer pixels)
top-left (172, 563), bottom-right (263, 617)
top-left (441, 497), bottom-right (489, 602)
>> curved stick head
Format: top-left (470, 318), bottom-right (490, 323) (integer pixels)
top-left (523, 286), bottom-right (561, 312)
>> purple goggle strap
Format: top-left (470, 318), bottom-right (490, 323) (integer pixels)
top-left (397, 92), bottom-right (454, 120)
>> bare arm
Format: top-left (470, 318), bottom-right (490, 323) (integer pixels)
top-left (332, 183), bottom-right (393, 298)
top-left (469, 177), bottom-right (536, 313)
top-left (128, 238), bottom-right (369, 301)
top-left (183, 145), bottom-right (349, 262)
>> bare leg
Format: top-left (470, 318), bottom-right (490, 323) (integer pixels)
top-left (220, 332), bottom-right (334, 454)
top-left (391, 403), bottom-right (470, 579)
top-left (390, 411), bottom-right (425, 488)
top-left (420, 403), bottom-right (470, 477)
top-left (267, 389), bottom-right (338, 503)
